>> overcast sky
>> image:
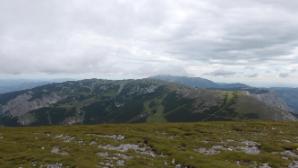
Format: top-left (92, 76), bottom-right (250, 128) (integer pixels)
top-left (1, 0), bottom-right (298, 87)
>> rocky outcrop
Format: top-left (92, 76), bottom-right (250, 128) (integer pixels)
top-left (248, 91), bottom-right (290, 111)
top-left (2, 92), bottom-right (64, 117)
top-left (245, 91), bottom-right (296, 121)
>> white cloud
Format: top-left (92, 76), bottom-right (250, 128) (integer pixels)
top-left (0, 0), bottom-right (298, 86)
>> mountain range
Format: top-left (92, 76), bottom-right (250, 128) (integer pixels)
top-left (0, 76), bottom-right (296, 126)
top-left (152, 75), bottom-right (250, 89)
top-left (152, 75), bottom-right (298, 114)
top-left (0, 79), bottom-right (50, 94)
top-left (0, 79), bottom-right (72, 94)
top-left (270, 87), bottom-right (298, 114)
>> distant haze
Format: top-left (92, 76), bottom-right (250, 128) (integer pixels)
top-left (0, 0), bottom-right (298, 87)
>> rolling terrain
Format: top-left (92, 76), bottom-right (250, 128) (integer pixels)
top-left (0, 78), bottom-right (295, 126)
top-left (0, 78), bottom-right (297, 168)
top-left (152, 75), bottom-right (298, 114)
top-left (1, 122), bottom-right (298, 168)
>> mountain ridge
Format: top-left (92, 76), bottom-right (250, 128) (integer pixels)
top-left (151, 75), bottom-right (250, 89)
top-left (0, 78), bottom-right (295, 126)
top-left (152, 75), bottom-right (298, 114)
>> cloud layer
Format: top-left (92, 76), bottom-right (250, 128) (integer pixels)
top-left (0, 0), bottom-right (298, 86)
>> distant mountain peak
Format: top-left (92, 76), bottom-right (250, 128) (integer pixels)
top-left (150, 75), bottom-right (250, 89)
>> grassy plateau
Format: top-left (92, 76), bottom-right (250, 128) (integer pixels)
top-left (1, 121), bottom-right (298, 168)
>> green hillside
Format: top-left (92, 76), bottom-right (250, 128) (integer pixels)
top-left (0, 79), bottom-right (295, 126)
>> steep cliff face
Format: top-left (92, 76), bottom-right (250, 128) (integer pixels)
top-left (2, 93), bottom-right (64, 117)
top-left (243, 91), bottom-right (296, 120)
top-left (270, 88), bottom-right (298, 113)
top-left (247, 91), bottom-right (290, 111)
top-left (0, 79), bottom-right (295, 126)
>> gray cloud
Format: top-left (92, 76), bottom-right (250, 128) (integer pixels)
top-left (247, 73), bottom-right (259, 78)
top-left (279, 73), bottom-right (290, 78)
top-left (204, 70), bottom-right (236, 77)
top-left (0, 0), bottom-right (298, 85)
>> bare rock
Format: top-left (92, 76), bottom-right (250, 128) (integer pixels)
top-left (116, 160), bottom-right (125, 167)
top-left (98, 144), bottom-right (156, 157)
top-left (194, 145), bottom-right (224, 155)
top-left (51, 146), bottom-right (69, 156)
top-left (281, 151), bottom-right (298, 158)
top-left (87, 134), bottom-right (125, 141)
top-left (89, 141), bottom-right (97, 146)
top-left (3, 93), bottom-right (64, 118)
top-left (289, 161), bottom-right (298, 168)
top-left (96, 152), bottom-right (109, 158)
top-left (54, 134), bottom-right (75, 143)
top-left (259, 163), bottom-right (272, 168)
top-left (240, 141), bottom-right (260, 155)
top-left (46, 163), bottom-right (63, 168)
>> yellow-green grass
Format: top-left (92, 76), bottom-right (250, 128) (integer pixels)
top-left (0, 121), bottom-right (297, 168)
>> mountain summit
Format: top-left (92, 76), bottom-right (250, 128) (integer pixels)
top-left (151, 75), bottom-right (250, 89)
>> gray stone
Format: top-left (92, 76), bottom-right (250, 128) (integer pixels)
top-left (46, 163), bottom-right (63, 168)
top-left (51, 146), bottom-right (69, 156)
top-left (289, 161), bottom-right (298, 168)
top-left (259, 163), bottom-right (272, 168)
top-left (281, 151), bottom-right (298, 158)
top-left (98, 144), bottom-right (156, 157)
top-left (116, 160), bottom-right (125, 166)
top-left (240, 141), bottom-right (260, 155)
